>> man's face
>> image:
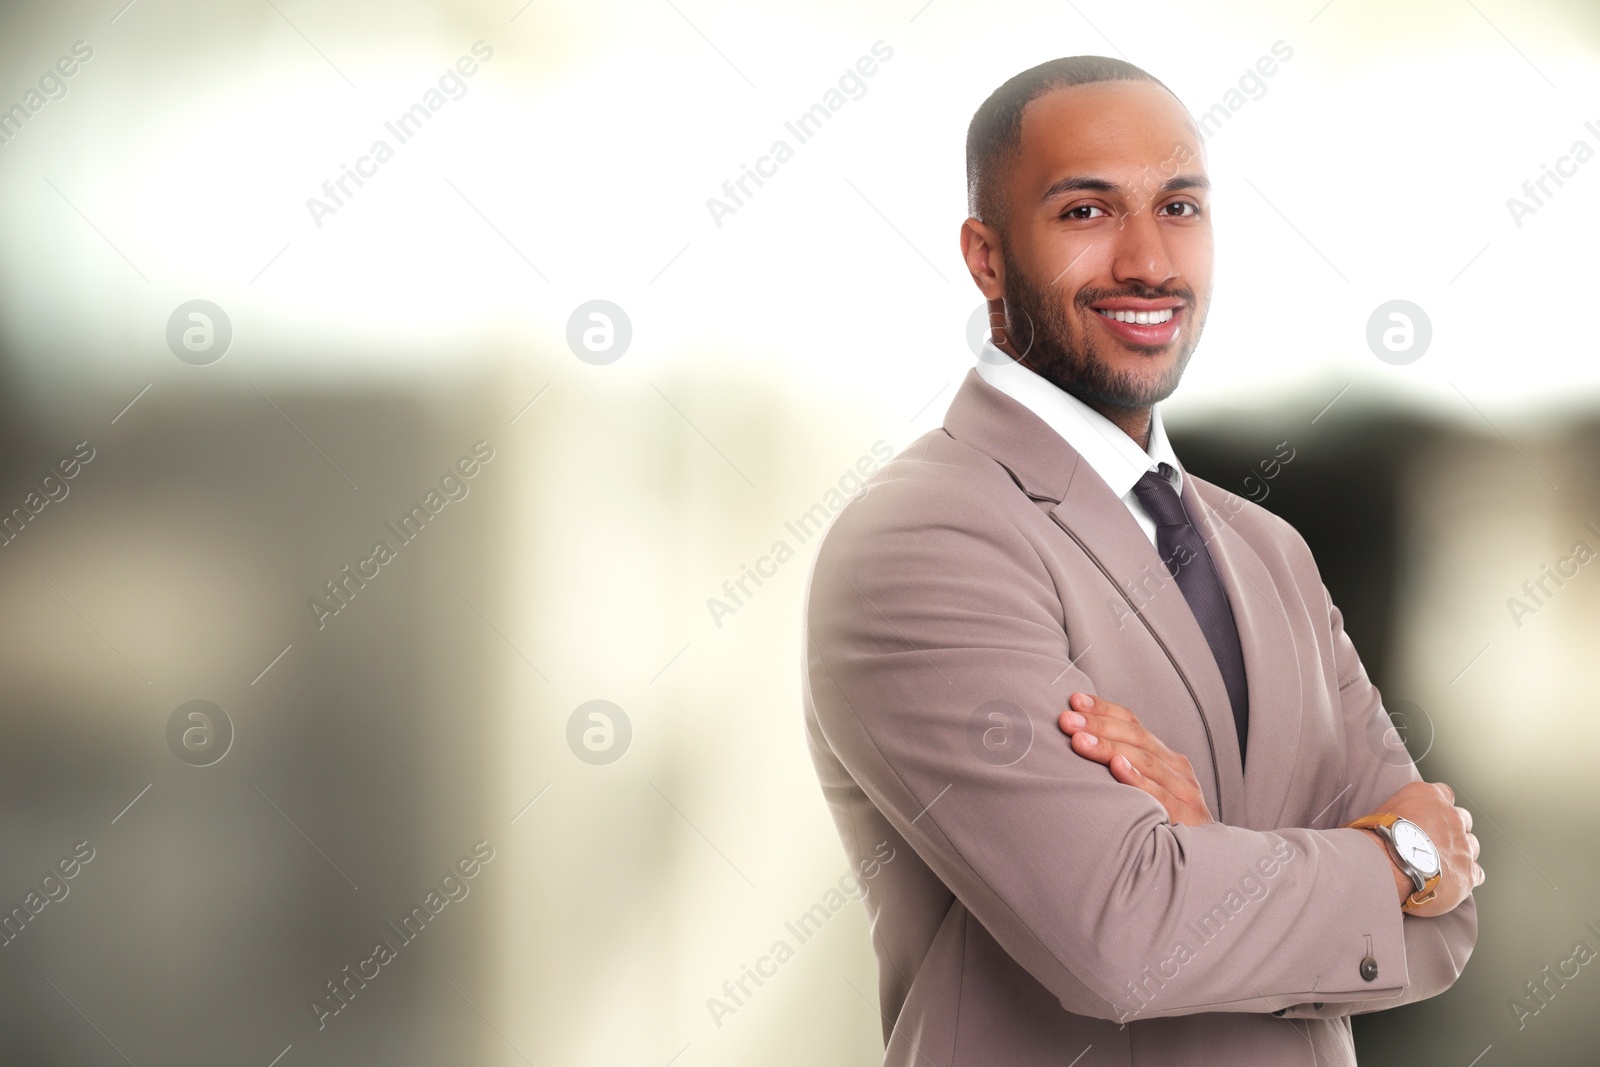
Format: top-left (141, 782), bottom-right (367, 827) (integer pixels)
top-left (988, 80), bottom-right (1212, 412)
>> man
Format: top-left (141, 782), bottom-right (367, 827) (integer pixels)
top-left (801, 56), bottom-right (1481, 1066)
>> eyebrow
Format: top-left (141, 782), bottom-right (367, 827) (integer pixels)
top-left (1040, 173), bottom-right (1210, 204)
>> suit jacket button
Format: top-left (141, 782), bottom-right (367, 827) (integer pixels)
top-left (1359, 956), bottom-right (1378, 982)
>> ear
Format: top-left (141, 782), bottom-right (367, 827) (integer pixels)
top-left (961, 218), bottom-right (1012, 357)
top-left (960, 217), bottom-right (1006, 302)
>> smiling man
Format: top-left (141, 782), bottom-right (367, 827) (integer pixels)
top-left (802, 57), bottom-right (1480, 1066)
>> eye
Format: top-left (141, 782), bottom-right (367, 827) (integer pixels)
top-left (1061, 203), bottom-right (1109, 220)
top-left (1160, 200), bottom-right (1201, 217)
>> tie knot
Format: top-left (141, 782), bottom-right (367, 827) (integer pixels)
top-left (1132, 463), bottom-right (1188, 527)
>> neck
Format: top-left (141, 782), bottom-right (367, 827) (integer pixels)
top-left (1006, 346), bottom-right (1154, 452)
top-left (1087, 402), bottom-right (1152, 453)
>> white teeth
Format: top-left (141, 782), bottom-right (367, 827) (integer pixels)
top-left (1096, 307), bottom-right (1174, 325)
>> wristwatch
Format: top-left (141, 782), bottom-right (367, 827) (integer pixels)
top-left (1349, 813), bottom-right (1442, 911)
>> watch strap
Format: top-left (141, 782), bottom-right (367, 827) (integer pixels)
top-left (1348, 812), bottom-right (1441, 911)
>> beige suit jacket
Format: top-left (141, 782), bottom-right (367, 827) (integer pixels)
top-left (802, 368), bottom-right (1476, 1066)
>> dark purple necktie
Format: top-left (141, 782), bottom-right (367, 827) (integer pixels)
top-left (1131, 462), bottom-right (1250, 763)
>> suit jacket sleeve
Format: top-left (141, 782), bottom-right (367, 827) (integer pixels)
top-left (805, 473), bottom-right (1426, 1021)
top-left (1267, 573), bottom-right (1477, 1020)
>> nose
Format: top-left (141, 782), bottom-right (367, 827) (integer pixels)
top-left (1110, 206), bottom-right (1179, 290)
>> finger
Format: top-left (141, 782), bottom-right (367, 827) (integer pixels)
top-left (1071, 692), bottom-right (1136, 725)
top-left (1062, 708), bottom-right (1181, 765)
top-left (1114, 755), bottom-right (1208, 826)
top-left (1473, 863), bottom-right (1485, 887)
top-left (1070, 732), bottom-right (1185, 802)
top-left (1100, 727), bottom-right (1187, 781)
top-left (1434, 781), bottom-right (1455, 805)
top-left (1109, 753), bottom-right (1183, 816)
top-left (1065, 696), bottom-right (1190, 774)
top-left (1073, 730), bottom-right (1161, 779)
top-left (1062, 710), bottom-right (1152, 748)
top-left (1457, 806), bottom-right (1473, 834)
top-left (1467, 832), bottom-right (1480, 862)
top-left (1068, 729), bottom-right (1115, 767)
top-left (1092, 737), bottom-right (1201, 809)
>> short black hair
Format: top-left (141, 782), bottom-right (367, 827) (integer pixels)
top-left (966, 56), bottom-right (1178, 235)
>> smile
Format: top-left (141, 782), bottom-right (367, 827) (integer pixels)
top-left (1094, 307), bottom-right (1175, 325)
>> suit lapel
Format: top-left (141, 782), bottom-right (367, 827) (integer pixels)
top-left (944, 369), bottom-right (1246, 822)
top-left (1049, 472), bottom-right (1247, 822)
top-left (1184, 480), bottom-right (1305, 829)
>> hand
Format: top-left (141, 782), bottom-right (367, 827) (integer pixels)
top-left (1351, 781), bottom-right (1482, 917)
top-left (1058, 692), bottom-right (1213, 827)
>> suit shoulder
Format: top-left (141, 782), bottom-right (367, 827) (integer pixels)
top-left (820, 430), bottom-right (1032, 543)
top-left (807, 429), bottom-right (1039, 584)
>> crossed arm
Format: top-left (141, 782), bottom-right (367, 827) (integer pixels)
top-left (1057, 689), bottom-right (1484, 918)
top-left (807, 489), bottom-right (1478, 1020)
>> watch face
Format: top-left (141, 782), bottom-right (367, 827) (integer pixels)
top-left (1393, 819), bottom-right (1440, 876)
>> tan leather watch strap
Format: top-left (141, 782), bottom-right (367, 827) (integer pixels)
top-left (1348, 812), bottom-right (1440, 911)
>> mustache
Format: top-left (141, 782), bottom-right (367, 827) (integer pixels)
top-left (1075, 285), bottom-right (1194, 308)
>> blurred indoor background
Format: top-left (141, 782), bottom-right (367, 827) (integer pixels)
top-left (0, 0), bottom-right (1595, 1063)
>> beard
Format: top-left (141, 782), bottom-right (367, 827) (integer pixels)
top-left (1000, 259), bottom-right (1204, 413)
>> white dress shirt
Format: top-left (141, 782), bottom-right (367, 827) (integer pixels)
top-left (975, 356), bottom-right (1182, 549)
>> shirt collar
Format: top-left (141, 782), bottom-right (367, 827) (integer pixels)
top-left (974, 355), bottom-right (1183, 498)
